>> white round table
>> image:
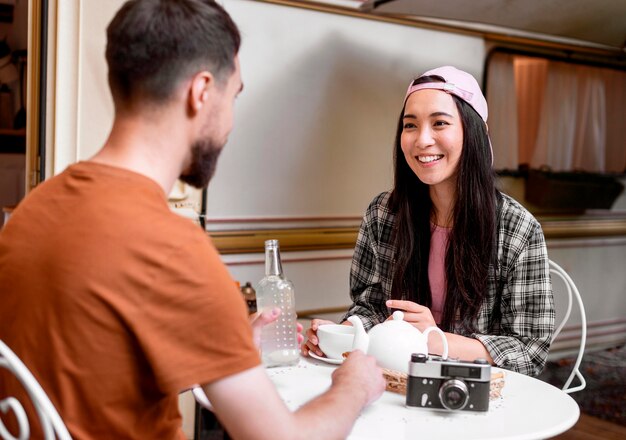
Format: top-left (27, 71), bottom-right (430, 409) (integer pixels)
top-left (266, 356), bottom-right (580, 440)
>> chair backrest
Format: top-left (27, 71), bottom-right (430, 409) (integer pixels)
top-left (549, 260), bottom-right (587, 394)
top-left (0, 340), bottom-right (72, 440)
top-left (191, 386), bottom-right (213, 410)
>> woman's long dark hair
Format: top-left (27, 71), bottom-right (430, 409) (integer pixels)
top-left (389, 75), bottom-right (499, 333)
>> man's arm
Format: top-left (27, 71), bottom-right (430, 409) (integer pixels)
top-left (202, 350), bottom-right (385, 440)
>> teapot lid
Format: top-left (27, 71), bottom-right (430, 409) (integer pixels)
top-left (391, 311), bottom-right (405, 321)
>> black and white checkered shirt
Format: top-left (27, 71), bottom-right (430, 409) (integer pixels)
top-left (342, 191), bottom-right (555, 376)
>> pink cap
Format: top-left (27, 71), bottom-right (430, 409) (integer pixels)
top-left (404, 66), bottom-right (492, 163)
top-left (405, 66), bottom-right (488, 123)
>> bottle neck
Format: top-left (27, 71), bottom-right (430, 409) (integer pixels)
top-left (265, 245), bottom-right (283, 277)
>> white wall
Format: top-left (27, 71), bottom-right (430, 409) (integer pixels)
top-left (212, 0), bottom-right (484, 223)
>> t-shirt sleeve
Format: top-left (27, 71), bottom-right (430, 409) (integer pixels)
top-left (128, 233), bottom-right (260, 394)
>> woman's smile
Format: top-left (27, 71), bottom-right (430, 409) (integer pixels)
top-left (418, 154), bottom-right (444, 164)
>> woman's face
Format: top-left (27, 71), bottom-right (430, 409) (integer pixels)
top-left (400, 89), bottom-right (464, 190)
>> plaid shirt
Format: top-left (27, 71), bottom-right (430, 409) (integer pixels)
top-left (342, 191), bottom-right (555, 376)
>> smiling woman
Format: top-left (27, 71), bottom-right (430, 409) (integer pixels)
top-left (303, 66), bottom-right (555, 377)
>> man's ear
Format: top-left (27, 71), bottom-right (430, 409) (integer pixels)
top-left (188, 71), bottom-right (214, 113)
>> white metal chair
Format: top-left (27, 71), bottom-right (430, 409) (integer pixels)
top-left (549, 260), bottom-right (587, 394)
top-left (0, 340), bottom-right (72, 440)
top-left (191, 386), bottom-right (213, 410)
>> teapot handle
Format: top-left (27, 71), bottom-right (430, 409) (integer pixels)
top-left (423, 326), bottom-right (449, 360)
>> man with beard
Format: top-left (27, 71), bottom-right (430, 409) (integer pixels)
top-left (0, 1), bottom-right (385, 439)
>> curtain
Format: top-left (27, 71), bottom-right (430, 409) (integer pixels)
top-left (572, 67), bottom-right (606, 172)
top-left (487, 53), bottom-right (626, 174)
top-left (486, 52), bottom-right (518, 170)
top-left (602, 68), bottom-right (626, 173)
top-left (514, 57), bottom-right (547, 166)
top-left (531, 62), bottom-right (580, 171)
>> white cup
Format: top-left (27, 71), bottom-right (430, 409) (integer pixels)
top-left (317, 324), bottom-right (355, 360)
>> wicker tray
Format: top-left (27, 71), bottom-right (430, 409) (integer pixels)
top-left (382, 368), bottom-right (506, 400)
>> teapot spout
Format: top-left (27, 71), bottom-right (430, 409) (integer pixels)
top-left (347, 315), bottom-right (369, 354)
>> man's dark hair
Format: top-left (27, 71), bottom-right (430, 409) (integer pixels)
top-left (106, 0), bottom-right (240, 105)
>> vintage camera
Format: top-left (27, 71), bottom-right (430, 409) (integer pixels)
top-left (406, 353), bottom-right (491, 412)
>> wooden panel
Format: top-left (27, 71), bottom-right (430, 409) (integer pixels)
top-left (211, 227), bottom-right (358, 254)
top-left (210, 216), bottom-right (626, 254)
top-left (541, 218), bottom-right (626, 239)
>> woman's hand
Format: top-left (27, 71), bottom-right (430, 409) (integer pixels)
top-left (386, 300), bottom-right (449, 355)
top-left (301, 318), bottom-right (336, 357)
top-left (386, 299), bottom-right (437, 332)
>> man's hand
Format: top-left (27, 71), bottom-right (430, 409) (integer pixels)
top-left (331, 350), bottom-right (385, 406)
top-left (249, 308), bottom-right (303, 348)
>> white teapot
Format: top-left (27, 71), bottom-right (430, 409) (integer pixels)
top-left (347, 311), bottom-right (448, 374)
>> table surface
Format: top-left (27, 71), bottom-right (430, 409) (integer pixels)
top-left (266, 356), bottom-right (580, 440)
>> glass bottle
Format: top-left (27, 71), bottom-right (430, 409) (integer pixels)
top-left (256, 239), bottom-right (299, 367)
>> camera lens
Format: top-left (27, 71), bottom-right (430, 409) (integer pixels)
top-left (439, 379), bottom-right (469, 410)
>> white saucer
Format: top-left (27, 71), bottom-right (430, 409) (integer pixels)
top-left (309, 352), bottom-right (343, 365)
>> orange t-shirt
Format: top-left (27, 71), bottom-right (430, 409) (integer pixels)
top-left (0, 162), bottom-right (260, 439)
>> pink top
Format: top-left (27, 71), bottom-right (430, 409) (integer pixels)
top-left (429, 224), bottom-right (451, 324)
